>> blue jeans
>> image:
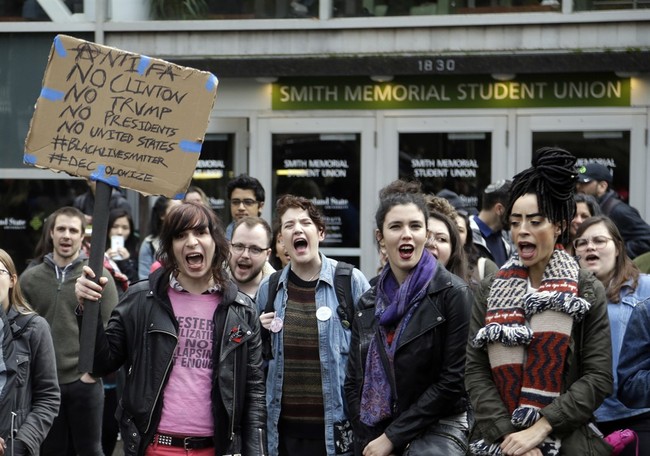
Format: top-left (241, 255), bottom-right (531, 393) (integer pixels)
top-left (41, 378), bottom-right (104, 456)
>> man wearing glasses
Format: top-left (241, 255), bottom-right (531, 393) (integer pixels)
top-left (229, 217), bottom-right (276, 298)
top-left (225, 174), bottom-right (266, 241)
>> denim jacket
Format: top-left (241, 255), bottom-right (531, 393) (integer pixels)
top-left (595, 274), bottom-right (650, 422)
top-left (256, 254), bottom-right (370, 456)
top-left (618, 287), bottom-right (650, 408)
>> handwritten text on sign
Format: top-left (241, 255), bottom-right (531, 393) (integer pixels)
top-left (24, 35), bottom-right (218, 198)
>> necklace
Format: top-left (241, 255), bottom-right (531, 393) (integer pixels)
top-left (299, 266), bottom-right (321, 282)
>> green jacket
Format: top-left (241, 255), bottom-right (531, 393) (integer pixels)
top-left (465, 269), bottom-right (613, 455)
top-left (19, 254), bottom-right (118, 384)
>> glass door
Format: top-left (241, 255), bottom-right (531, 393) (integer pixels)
top-left (256, 117), bottom-right (376, 275)
top-left (517, 113), bottom-right (648, 218)
top-left (384, 114), bottom-right (509, 213)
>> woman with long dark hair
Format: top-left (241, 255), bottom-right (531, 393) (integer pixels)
top-left (345, 179), bottom-right (473, 456)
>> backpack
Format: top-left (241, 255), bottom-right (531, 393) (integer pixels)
top-left (261, 261), bottom-right (355, 360)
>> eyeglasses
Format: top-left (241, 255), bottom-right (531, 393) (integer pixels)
top-left (573, 235), bottom-right (613, 251)
top-left (0, 269), bottom-right (11, 277)
top-left (484, 179), bottom-right (511, 194)
top-left (230, 199), bottom-right (258, 207)
top-left (231, 243), bottom-right (268, 257)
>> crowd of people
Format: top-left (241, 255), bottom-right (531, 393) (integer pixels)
top-left (1, 148), bottom-right (650, 456)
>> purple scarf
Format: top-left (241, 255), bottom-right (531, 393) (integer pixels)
top-left (360, 252), bottom-right (437, 426)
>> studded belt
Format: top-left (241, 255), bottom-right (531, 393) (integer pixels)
top-left (155, 433), bottom-right (214, 450)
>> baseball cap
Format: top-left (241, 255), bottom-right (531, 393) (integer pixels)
top-left (436, 189), bottom-right (463, 209)
top-left (578, 163), bottom-right (613, 184)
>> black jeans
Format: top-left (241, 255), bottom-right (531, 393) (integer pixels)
top-left (41, 378), bottom-right (104, 456)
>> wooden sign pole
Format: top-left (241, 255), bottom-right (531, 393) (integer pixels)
top-left (78, 180), bottom-right (111, 373)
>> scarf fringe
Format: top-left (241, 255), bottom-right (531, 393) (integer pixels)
top-left (523, 291), bottom-right (591, 321)
top-left (469, 437), bottom-right (561, 456)
top-left (469, 439), bottom-right (503, 456)
top-left (472, 323), bottom-right (533, 348)
top-left (511, 406), bottom-right (541, 428)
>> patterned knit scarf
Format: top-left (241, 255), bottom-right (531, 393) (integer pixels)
top-left (469, 247), bottom-right (591, 456)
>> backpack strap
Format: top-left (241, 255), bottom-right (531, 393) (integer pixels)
top-left (261, 270), bottom-right (282, 361)
top-left (333, 262), bottom-right (355, 329)
top-left (264, 271), bottom-right (282, 314)
top-left (10, 313), bottom-right (37, 339)
top-left (601, 194), bottom-right (621, 216)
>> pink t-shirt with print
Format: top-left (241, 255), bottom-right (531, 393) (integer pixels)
top-left (158, 288), bottom-right (220, 436)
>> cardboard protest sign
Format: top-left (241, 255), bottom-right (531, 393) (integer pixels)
top-left (24, 34), bottom-right (219, 198)
top-left (23, 35), bottom-right (218, 372)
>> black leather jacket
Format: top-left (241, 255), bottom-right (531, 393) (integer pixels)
top-left (344, 265), bottom-right (473, 454)
top-left (89, 268), bottom-right (267, 456)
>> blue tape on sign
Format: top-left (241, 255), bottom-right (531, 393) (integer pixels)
top-left (205, 74), bottom-right (218, 91)
top-left (54, 36), bottom-right (67, 57)
top-left (23, 154), bottom-right (37, 165)
top-left (40, 87), bottom-right (65, 101)
top-left (179, 140), bottom-right (202, 153)
top-left (174, 193), bottom-right (186, 200)
top-left (90, 165), bottom-right (120, 187)
top-left (137, 56), bottom-right (151, 75)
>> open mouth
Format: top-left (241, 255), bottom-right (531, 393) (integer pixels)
top-left (518, 242), bottom-right (536, 260)
top-left (584, 254), bottom-right (599, 261)
top-left (186, 253), bottom-right (204, 270)
top-left (399, 244), bottom-right (414, 259)
top-left (237, 261), bottom-right (252, 271)
top-left (293, 238), bottom-right (308, 254)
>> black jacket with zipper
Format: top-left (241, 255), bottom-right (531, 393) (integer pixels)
top-left (87, 268), bottom-right (267, 456)
top-left (344, 264), bottom-right (473, 454)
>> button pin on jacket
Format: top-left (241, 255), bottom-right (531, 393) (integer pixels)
top-left (316, 306), bottom-right (332, 321)
top-left (270, 317), bottom-right (283, 333)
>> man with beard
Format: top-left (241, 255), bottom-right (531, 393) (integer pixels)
top-left (19, 206), bottom-right (118, 456)
top-left (229, 217), bottom-right (275, 298)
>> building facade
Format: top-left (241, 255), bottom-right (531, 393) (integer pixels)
top-left (1, 0), bottom-right (649, 276)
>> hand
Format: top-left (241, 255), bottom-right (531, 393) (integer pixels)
top-left (75, 265), bottom-right (109, 308)
top-left (80, 372), bottom-right (97, 384)
top-left (106, 247), bottom-right (129, 261)
top-left (363, 433), bottom-right (395, 456)
top-left (501, 417), bottom-right (552, 456)
top-left (259, 312), bottom-right (275, 330)
top-left (0, 437), bottom-right (5, 456)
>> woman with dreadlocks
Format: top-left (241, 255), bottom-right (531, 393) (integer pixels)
top-left (465, 147), bottom-right (613, 456)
